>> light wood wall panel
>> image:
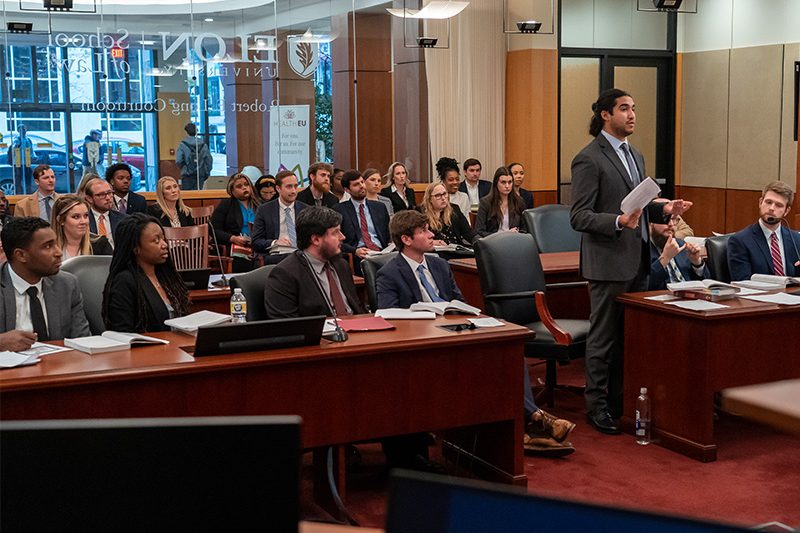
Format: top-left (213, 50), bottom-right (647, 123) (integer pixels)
top-left (725, 189), bottom-right (762, 233)
top-left (680, 50), bottom-right (729, 188)
top-left (674, 185), bottom-right (726, 236)
top-left (505, 48), bottom-right (558, 192)
top-left (727, 45), bottom-right (783, 189)
top-left (780, 43), bottom-right (800, 184)
top-left (559, 57), bottom-right (599, 186)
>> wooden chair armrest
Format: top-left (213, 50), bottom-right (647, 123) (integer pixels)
top-left (534, 290), bottom-right (573, 345)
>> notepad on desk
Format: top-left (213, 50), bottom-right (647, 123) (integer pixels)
top-left (64, 332), bottom-right (169, 355)
top-left (410, 300), bottom-right (481, 315)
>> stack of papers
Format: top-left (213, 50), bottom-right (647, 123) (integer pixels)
top-left (164, 310), bottom-right (231, 334)
top-left (375, 309), bottom-right (436, 320)
top-left (740, 293), bottom-right (800, 306)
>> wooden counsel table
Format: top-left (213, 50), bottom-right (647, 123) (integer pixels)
top-left (619, 291), bottom-right (800, 462)
top-left (448, 251), bottom-right (589, 319)
top-left (722, 379), bottom-right (800, 437)
top-left (0, 316), bottom-right (531, 490)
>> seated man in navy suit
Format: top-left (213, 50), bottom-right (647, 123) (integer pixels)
top-left (457, 158), bottom-right (491, 211)
top-left (648, 215), bottom-right (709, 290)
top-left (252, 170), bottom-right (309, 263)
top-left (376, 210), bottom-right (576, 457)
top-left (106, 163), bottom-right (147, 214)
top-left (83, 178), bottom-right (124, 248)
top-left (333, 170), bottom-right (390, 273)
top-left (728, 181), bottom-right (799, 281)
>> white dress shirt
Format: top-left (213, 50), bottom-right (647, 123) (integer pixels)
top-left (8, 264), bottom-right (49, 333)
top-left (400, 252), bottom-right (439, 303)
top-left (464, 182), bottom-right (480, 207)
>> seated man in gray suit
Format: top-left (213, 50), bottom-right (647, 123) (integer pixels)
top-left (0, 217), bottom-right (91, 351)
top-left (376, 210), bottom-right (576, 457)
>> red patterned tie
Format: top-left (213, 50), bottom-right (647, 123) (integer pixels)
top-left (770, 232), bottom-right (784, 276)
top-left (359, 204), bottom-right (380, 251)
top-left (324, 263), bottom-right (351, 316)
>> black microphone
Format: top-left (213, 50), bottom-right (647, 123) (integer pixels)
top-left (297, 251), bottom-right (348, 342)
top-left (206, 219), bottom-right (230, 287)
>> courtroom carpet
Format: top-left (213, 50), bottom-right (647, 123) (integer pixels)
top-left (301, 359), bottom-right (800, 529)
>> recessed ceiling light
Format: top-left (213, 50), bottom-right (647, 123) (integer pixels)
top-left (204, 17), bottom-right (213, 22)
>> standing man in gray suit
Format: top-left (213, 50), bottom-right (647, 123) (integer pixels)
top-left (570, 88), bottom-right (691, 434)
top-left (0, 217), bottom-right (90, 351)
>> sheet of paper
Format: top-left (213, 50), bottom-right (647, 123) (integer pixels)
top-left (733, 287), bottom-right (766, 296)
top-left (683, 236), bottom-right (707, 249)
top-left (374, 308), bottom-right (436, 320)
top-left (18, 342), bottom-right (71, 357)
top-left (740, 293), bottom-right (800, 306)
top-left (664, 300), bottom-right (729, 311)
top-left (644, 294), bottom-right (680, 301)
top-left (0, 351), bottom-right (40, 368)
top-left (620, 177), bottom-right (661, 215)
top-left (467, 317), bottom-right (505, 328)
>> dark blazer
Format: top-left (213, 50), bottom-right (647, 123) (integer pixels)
top-left (458, 180), bottom-right (491, 199)
top-left (1, 263), bottom-right (91, 340)
top-left (88, 209), bottom-right (125, 240)
top-left (104, 269), bottom-right (174, 332)
top-left (518, 188), bottom-right (534, 210)
top-left (569, 134), bottom-right (667, 282)
top-left (89, 235), bottom-right (113, 256)
top-left (376, 253), bottom-right (464, 309)
top-left (210, 197), bottom-right (249, 245)
top-left (474, 196), bottom-right (528, 237)
top-left (146, 204), bottom-right (195, 228)
top-left (433, 204), bottom-right (476, 246)
top-left (728, 223), bottom-right (799, 281)
top-left (648, 240), bottom-right (710, 290)
top-left (296, 187), bottom-right (339, 208)
top-left (380, 186), bottom-right (416, 213)
top-left (118, 191), bottom-right (147, 214)
top-left (265, 251), bottom-right (365, 318)
top-left (334, 199), bottom-right (390, 255)
top-left (252, 200), bottom-right (310, 253)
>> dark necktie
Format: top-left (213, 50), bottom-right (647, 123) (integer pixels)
top-left (26, 286), bottom-right (49, 340)
top-left (315, 197), bottom-right (322, 207)
top-left (620, 143), bottom-right (648, 242)
top-left (358, 204), bottom-right (380, 251)
top-left (323, 263), bottom-right (350, 316)
top-left (417, 265), bottom-right (446, 302)
top-left (43, 196), bottom-right (52, 221)
top-left (117, 196), bottom-right (127, 213)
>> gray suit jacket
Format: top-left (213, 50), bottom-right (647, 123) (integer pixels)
top-left (569, 134), bottom-right (665, 282)
top-left (1, 263), bottom-right (91, 340)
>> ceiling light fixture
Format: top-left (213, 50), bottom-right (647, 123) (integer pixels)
top-left (204, 17), bottom-right (213, 22)
top-left (387, 0), bottom-right (468, 19)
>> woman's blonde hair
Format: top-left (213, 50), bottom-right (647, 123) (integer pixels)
top-left (155, 176), bottom-right (192, 219)
top-left (386, 161), bottom-right (408, 188)
top-left (51, 194), bottom-right (92, 256)
top-left (422, 181), bottom-right (452, 232)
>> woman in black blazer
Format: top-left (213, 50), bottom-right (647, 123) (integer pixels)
top-left (380, 161), bottom-right (416, 213)
top-left (102, 213), bottom-right (190, 333)
top-left (147, 176), bottom-right (195, 228)
top-left (507, 162), bottom-right (534, 209)
top-left (475, 167), bottom-right (527, 237)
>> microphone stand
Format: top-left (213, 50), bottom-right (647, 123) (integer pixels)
top-left (206, 219), bottom-right (230, 287)
top-left (298, 251), bottom-right (348, 342)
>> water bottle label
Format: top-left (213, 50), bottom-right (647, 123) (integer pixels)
top-left (231, 303), bottom-right (246, 314)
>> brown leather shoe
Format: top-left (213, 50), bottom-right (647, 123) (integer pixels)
top-left (529, 409), bottom-right (576, 443)
top-left (523, 434), bottom-right (575, 457)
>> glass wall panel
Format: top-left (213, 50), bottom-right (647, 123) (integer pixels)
top-left (561, 0), bottom-right (669, 50)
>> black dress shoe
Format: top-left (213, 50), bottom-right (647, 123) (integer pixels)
top-left (587, 411), bottom-right (621, 435)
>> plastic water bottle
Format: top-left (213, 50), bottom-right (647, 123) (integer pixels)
top-left (230, 288), bottom-right (247, 324)
top-left (635, 387), bottom-right (651, 445)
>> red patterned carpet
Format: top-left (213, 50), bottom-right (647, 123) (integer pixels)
top-left (302, 359), bottom-right (800, 529)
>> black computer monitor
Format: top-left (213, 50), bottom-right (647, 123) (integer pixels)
top-left (386, 470), bottom-right (749, 533)
top-left (1, 416), bottom-right (301, 533)
top-left (179, 268), bottom-right (212, 290)
top-left (193, 316), bottom-right (326, 357)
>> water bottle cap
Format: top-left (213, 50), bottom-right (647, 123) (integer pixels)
top-left (640, 387), bottom-right (647, 394)
top-left (233, 288), bottom-right (242, 293)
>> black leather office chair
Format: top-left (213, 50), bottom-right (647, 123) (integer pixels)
top-left (361, 252), bottom-right (398, 312)
top-left (61, 255), bottom-right (112, 334)
top-left (474, 232), bottom-right (589, 406)
top-left (229, 265), bottom-right (275, 321)
top-left (522, 204), bottom-right (581, 253)
top-left (705, 234), bottom-right (732, 282)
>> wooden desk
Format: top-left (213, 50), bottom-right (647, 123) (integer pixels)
top-left (0, 316), bottom-right (530, 488)
top-left (722, 379), bottom-right (800, 436)
top-left (448, 251), bottom-right (589, 319)
top-left (619, 292), bottom-right (800, 462)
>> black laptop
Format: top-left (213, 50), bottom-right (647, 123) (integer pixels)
top-left (193, 315), bottom-right (326, 356)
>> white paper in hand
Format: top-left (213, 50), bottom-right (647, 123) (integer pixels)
top-left (620, 177), bottom-right (661, 215)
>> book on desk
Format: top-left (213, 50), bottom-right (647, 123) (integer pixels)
top-left (667, 280), bottom-right (739, 302)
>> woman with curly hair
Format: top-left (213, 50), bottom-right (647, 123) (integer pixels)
top-left (102, 213), bottom-right (190, 332)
